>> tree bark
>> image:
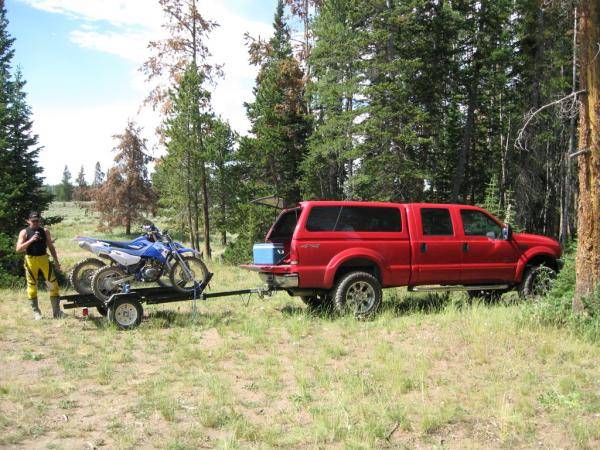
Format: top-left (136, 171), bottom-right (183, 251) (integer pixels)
top-left (574, 0), bottom-right (600, 311)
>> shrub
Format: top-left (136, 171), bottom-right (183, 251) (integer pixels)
top-left (526, 244), bottom-right (600, 343)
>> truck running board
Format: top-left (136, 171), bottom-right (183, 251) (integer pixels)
top-left (408, 284), bottom-right (509, 293)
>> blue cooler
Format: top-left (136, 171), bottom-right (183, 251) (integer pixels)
top-left (253, 243), bottom-right (285, 265)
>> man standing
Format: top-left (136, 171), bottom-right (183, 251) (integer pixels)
top-left (15, 212), bottom-right (64, 319)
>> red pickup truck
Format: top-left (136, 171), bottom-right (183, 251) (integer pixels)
top-left (243, 201), bottom-right (562, 318)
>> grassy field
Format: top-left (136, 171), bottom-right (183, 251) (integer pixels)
top-left (0, 203), bottom-right (599, 449)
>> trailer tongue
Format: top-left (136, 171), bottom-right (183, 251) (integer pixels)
top-left (60, 272), bottom-right (281, 329)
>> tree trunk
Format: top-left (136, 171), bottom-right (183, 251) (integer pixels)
top-left (200, 163), bottom-right (211, 259)
top-left (452, 82), bottom-right (476, 202)
top-left (574, 0), bottom-right (600, 311)
top-left (561, 6), bottom-right (578, 245)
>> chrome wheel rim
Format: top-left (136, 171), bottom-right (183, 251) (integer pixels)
top-left (345, 281), bottom-right (376, 314)
top-left (114, 303), bottom-right (137, 326)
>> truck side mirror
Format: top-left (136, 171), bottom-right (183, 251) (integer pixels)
top-left (502, 224), bottom-right (513, 240)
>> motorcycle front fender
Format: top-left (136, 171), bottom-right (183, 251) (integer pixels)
top-left (176, 247), bottom-right (202, 258)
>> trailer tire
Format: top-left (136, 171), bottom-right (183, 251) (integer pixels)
top-left (108, 298), bottom-right (143, 329)
top-left (70, 258), bottom-right (105, 294)
top-left (332, 271), bottom-right (382, 319)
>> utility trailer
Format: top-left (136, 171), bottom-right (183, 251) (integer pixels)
top-left (59, 273), bottom-right (280, 329)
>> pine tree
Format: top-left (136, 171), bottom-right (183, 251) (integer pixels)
top-left (206, 117), bottom-right (239, 245)
top-left (574, 0), bottom-right (600, 310)
top-left (481, 175), bottom-right (502, 219)
top-left (92, 122), bottom-right (156, 235)
top-left (153, 64), bottom-right (212, 252)
top-left (244, 0), bottom-right (311, 205)
top-left (56, 165), bottom-right (73, 201)
top-left (0, 1), bottom-right (51, 282)
top-left (73, 166), bottom-right (89, 202)
top-left (302, 0), bottom-right (365, 199)
top-left (92, 161), bottom-right (104, 188)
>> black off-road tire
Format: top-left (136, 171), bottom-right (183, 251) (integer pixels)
top-left (332, 271), bottom-right (382, 319)
top-left (108, 297), bottom-right (143, 330)
top-left (518, 265), bottom-right (557, 300)
top-left (69, 258), bottom-right (105, 294)
top-left (91, 266), bottom-right (127, 303)
top-left (169, 255), bottom-right (210, 294)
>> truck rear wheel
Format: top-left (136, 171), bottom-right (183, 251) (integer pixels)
top-left (332, 271), bottom-right (382, 319)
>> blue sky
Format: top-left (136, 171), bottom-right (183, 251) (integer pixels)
top-left (7, 0), bottom-right (277, 184)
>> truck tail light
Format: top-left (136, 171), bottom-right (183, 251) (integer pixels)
top-left (289, 241), bottom-right (299, 265)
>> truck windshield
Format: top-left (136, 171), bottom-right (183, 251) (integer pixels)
top-left (268, 208), bottom-right (300, 241)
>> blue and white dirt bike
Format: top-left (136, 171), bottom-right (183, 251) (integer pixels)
top-left (70, 224), bottom-right (209, 303)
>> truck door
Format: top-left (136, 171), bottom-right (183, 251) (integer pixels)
top-left (458, 208), bottom-right (520, 284)
top-left (411, 206), bottom-right (463, 285)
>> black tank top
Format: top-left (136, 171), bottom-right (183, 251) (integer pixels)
top-left (25, 227), bottom-right (47, 256)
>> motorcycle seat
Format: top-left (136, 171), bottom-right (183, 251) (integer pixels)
top-left (98, 239), bottom-right (140, 249)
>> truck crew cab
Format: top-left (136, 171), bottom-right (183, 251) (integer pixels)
top-left (242, 201), bottom-right (563, 318)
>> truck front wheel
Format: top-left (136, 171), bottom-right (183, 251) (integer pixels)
top-left (332, 271), bottom-right (382, 319)
top-left (519, 265), bottom-right (557, 300)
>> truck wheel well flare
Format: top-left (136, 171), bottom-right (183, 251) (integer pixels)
top-left (526, 254), bottom-right (558, 272)
top-left (334, 258), bottom-right (382, 283)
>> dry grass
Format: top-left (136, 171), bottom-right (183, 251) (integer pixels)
top-left (0, 203), bottom-right (598, 449)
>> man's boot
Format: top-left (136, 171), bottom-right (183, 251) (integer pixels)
top-left (30, 298), bottom-right (42, 320)
top-left (50, 296), bottom-right (66, 319)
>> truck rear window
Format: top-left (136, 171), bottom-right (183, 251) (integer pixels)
top-left (306, 206), bottom-right (402, 232)
top-left (421, 208), bottom-right (453, 235)
top-left (269, 209), bottom-right (300, 240)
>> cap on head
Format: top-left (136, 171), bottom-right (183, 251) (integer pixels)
top-left (28, 212), bottom-right (41, 221)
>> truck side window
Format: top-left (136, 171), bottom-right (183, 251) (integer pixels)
top-left (461, 210), bottom-right (502, 238)
top-left (306, 206), bottom-right (342, 231)
top-left (335, 207), bottom-right (401, 232)
top-left (421, 208), bottom-right (453, 236)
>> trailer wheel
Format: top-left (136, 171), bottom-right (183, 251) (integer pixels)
top-left (332, 271), bottom-right (382, 319)
top-left (108, 298), bottom-right (143, 329)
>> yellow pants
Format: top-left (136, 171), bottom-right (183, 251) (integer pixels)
top-left (24, 255), bottom-right (59, 300)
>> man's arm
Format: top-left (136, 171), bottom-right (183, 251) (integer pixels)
top-left (16, 229), bottom-right (36, 253)
top-left (45, 229), bottom-right (61, 271)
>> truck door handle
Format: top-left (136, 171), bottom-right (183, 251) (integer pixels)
top-left (463, 243), bottom-right (468, 252)
top-left (420, 243), bottom-right (427, 253)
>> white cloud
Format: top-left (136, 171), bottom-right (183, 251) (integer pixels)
top-left (33, 100), bottom-right (162, 186)
top-left (19, 0), bottom-right (273, 183)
